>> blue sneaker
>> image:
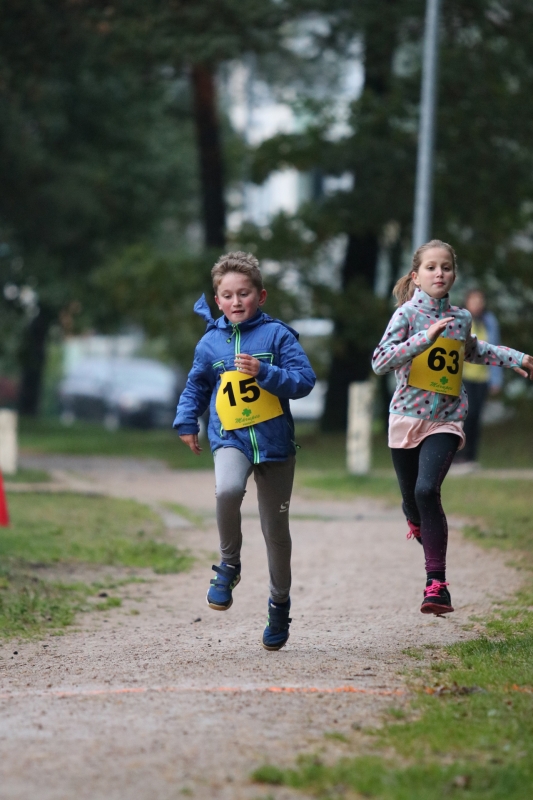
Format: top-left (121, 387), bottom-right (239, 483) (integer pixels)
top-left (206, 563), bottom-right (241, 610)
top-left (262, 598), bottom-right (291, 650)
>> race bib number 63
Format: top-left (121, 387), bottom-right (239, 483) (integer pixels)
top-left (408, 337), bottom-right (465, 397)
top-left (215, 370), bottom-right (283, 430)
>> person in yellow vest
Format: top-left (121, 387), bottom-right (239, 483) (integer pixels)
top-left (454, 289), bottom-right (501, 469)
top-left (174, 252), bottom-right (315, 649)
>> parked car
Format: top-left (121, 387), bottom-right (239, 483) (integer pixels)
top-left (58, 357), bottom-right (185, 430)
top-left (288, 318), bottom-right (332, 423)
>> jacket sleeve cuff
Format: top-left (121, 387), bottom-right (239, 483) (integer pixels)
top-left (257, 361), bottom-right (270, 382)
top-left (175, 423), bottom-right (199, 435)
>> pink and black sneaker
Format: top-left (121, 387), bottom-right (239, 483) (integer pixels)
top-left (421, 580), bottom-right (454, 615)
top-left (406, 520), bottom-right (423, 545)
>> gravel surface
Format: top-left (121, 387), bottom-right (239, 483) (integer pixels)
top-left (0, 456), bottom-right (523, 799)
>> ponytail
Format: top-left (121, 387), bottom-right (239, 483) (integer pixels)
top-left (393, 274), bottom-right (415, 307)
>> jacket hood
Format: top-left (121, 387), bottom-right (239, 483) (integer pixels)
top-left (193, 294), bottom-right (299, 339)
top-left (193, 294), bottom-right (217, 332)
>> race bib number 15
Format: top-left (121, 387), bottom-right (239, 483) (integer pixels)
top-left (215, 371), bottom-right (283, 430)
top-left (408, 337), bottom-right (465, 397)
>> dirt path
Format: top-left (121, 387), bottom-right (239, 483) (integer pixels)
top-left (0, 456), bottom-right (523, 800)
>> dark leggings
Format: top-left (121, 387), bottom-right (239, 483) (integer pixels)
top-left (391, 433), bottom-right (460, 575)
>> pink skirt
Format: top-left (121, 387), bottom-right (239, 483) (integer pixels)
top-left (388, 414), bottom-right (465, 450)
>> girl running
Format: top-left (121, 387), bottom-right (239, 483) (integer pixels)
top-left (372, 239), bottom-right (533, 615)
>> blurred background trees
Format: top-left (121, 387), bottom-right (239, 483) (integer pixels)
top-left (1, 0), bottom-right (533, 421)
top-left (0, 0), bottom-right (195, 411)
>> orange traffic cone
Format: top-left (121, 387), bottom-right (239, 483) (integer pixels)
top-left (0, 471), bottom-right (9, 526)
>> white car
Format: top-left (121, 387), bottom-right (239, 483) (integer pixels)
top-left (59, 357), bottom-right (185, 430)
top-left (289, 380), bottom-right (327, 421)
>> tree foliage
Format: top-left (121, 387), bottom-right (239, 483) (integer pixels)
top-left (3, 0), bottom-right (533, 419)
top-left (245, 0), bottom-right (533, 425)
top-left (0, 0), bottom-right (198, 409)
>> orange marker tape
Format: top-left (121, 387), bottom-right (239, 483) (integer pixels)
top-left (0, 684), bottom-right (405, 701)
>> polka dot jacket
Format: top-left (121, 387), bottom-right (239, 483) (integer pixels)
top-left (372, 288), bottom-right (524, 422)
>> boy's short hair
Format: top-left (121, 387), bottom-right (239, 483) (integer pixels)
top-left (211, 251), bottom-right (263, 293)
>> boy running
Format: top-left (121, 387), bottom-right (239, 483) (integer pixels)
top-left (174, 251), bottom-right (316, 649)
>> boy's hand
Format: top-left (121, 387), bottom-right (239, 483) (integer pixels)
top-left (513, 354), bottom-right (533, 379)
top-left (179, 434), bottom-right (202, 455)
top-left (427, 317), bottom-right (454, 342)
top-left (235, 354), bottom-right (261, 377)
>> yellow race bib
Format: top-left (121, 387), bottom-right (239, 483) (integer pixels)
top-left (215, 371), bottom-right (283, 430)
top-left (408, 337), bottom-right (465, 397)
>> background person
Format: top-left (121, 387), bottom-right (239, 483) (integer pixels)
top-left (454, 289), bottom-right (501, 469)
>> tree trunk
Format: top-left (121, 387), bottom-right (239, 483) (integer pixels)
top-left (18, 307), bottom-right (53, 416)
top-left (190, 63), bottom-right (226, 249)
top-left (321, 233), bottom-right (379, 431)
top-left (321, 7), bottom-right (399, 432)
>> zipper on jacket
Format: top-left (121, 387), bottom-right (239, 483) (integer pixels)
top-left (226, 323), bottom-right (241, 354)
top-left (429, 297), bottom-right (451, 418)
top-left (232, 322), bottom-right (261, 462)
top-left (249, 426), bottom-right (260, 464)
top-left (231, 323), bottom-right (261, 464)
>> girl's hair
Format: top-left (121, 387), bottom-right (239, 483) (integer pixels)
top-left (392, 239), bottom-right (457, 306)
top-left (211, 251), bottom-right (263, 293)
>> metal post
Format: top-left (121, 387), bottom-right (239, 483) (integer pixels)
top-left (346, 381), bottom-right (374, 475)
top-left (0, 410), bottom-right (18, 475)
top-left (412, 0), bottom-right (442, 250)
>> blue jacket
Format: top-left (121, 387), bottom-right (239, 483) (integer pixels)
top-left (174, 295), bottom-right (316, 463)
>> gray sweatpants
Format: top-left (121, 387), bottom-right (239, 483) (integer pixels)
top-left (213, 446), bottom-right (295, 603)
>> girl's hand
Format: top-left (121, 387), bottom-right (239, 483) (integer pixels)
top-left (427, 316), bottom-right (454, 342)
top-left (235, 354), bottom-right (261, 377)
top-left (513, 354), bottom-right (533, 379)
top-left (179, 434), bottom-right (202, 455)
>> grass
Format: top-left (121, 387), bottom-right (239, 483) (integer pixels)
top-left (163, 502), bottom-right (205, 528)
top-left (296, 399), bottom-right (533, 472)
top-left (296, 473), bottom-right (533, 569)
top-left (253, 594), bottom-right (533, 798)
top-left (4, 468), bottom-right (51, 483)
top-left (254, 592), bottom-right (533, 799)
top-left (0, 492), bottom-right (192, 638)
top-left (13, 405), bottom-right (533, 793)
top-left (19, 417), bottom-right (214, 469)
top-left (0, 568), bottom-right (90, 639)
top-left (253, 758), bottom-right (533, 799)
top-left (94, 596), bottom-right (122, 611)
top-left (252, 410), bottom-right (533, 799)
top-left (298, 470), bottom-right (401, 502)
top-left (2, 493), bottom-right (193, 574)
top-left (18, 398), bottom-right (533, 473)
